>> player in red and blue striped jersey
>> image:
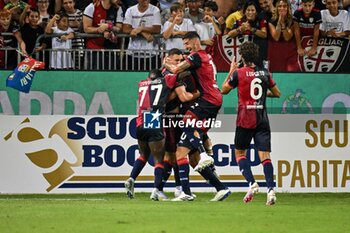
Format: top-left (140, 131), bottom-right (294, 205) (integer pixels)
top-left (221, 41), bottom-right (281, 205)
top-left (164, 32), bottom-right (231, 202)
top-left (125, 68), bottom-right (196, 200)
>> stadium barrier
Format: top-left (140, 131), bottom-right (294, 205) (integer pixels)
top-left (2, 32), bottom-right (350, 72)
top-left (0, 71), bottom-right (349, 193)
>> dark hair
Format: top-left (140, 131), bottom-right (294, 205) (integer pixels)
top-left (148, 69), bottom-right (162, 80)
top-left (243, 1), bottom-right (258, 14)
top-left (239, 41), bottom-right (259, 64)
top-left (301, 0), bottom-right (314, 3)
top-left (170, 2), bottom-right (183, 13)
top-left (182, 31), bottom-right (200, 40)
top-left (242, 1), bottom-right (258, 22)
top-left (29, 7), bottom-right (40, 15)
top-left (58, 11), bottom-right (69, 20)
top-left (204, 1), bottom-right (218, 12)
top-left (168, 48), bottom-right (183, 56)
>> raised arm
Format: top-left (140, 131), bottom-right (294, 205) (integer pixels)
top-left (19, 4), bottom-right (30, 27)
top-left (221, 57), bottom-right (238, 94)
top-left (45, 14), bottom-right (59, 34)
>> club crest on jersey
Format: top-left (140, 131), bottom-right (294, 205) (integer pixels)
top-left (298, 36), bottom-right (349, 72)
top-left (143, 110), bottom-right (161, 129)
top-left (218, 35), bottom-right (250, 65)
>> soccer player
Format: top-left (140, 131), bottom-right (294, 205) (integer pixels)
top-left (221, 41), bottom-right (281, 205)
top-left (160, 48), bottom-right (200, 198)
top-left (164, 31), bottom-right (231, 201)
top-left (124, 67), bottom-right (196, 201)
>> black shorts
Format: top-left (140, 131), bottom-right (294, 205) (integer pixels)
top-left (234, 126), bottom-right (271, 152)
top-left (184, 99), bottom-right (221, 133)
top-left (136, 126), bottom-right (164, 142)
top-left (165, 125), bottom-right (182, 153)
top-left (177, 130), bottom-right (205, 150)
top-left (188, 99), bottom-right (221, 120)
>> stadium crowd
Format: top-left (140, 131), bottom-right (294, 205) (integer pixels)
top-left (0, 0), bottom-right (349, 70)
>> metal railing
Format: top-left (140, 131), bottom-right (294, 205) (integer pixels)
top-left (1, 32), bottom-right (171, 71)
top-left (33, 33), bottom-right (168, 71)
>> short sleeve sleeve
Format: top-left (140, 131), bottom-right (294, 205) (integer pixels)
top-left (83, 3), bottom-right (94, 19)
top-left (186, 52), bottom-right (201, 69)
top-left (228, 71), bottom-right (238, 88)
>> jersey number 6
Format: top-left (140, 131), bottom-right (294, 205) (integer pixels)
top-left (250, 78), bottom-right (263, 100)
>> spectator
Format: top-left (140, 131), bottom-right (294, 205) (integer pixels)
top-left (293, 0), bottom-right (322, 57)
top-left (224, 5), bottom-right (243, 35)
top-left (269, 0), bottom-right (293, 42)
top-left (4, 0), bottom-right (28, 23)
top-left (227, 2), bottom-right (267, 39)
top-left (255, 0), bottom-right (274, 64)
top-left (268, 0), bottom-right (298, 71)
top-left (19, 6), bottom-right (46, 57)
top-left (159, 0), bottom-right (178, 23)
top-left (36, 0), bottom-right (51, 28)
top-left (62, 0), bottom-right (85, 68)
top-left (184, 0), bottom-right (204, 24)
top-left (258, 0), bottom-right (275, 22)
top-left (320, 0), bottom-right (350, 38)
top-left (0, 9), bottom-right (27, 69)
top-left (194, 0), bottom-right (222, 50)
top-left (45, 12), bottom-right (75, 69)
top-left (227, 2), bottom-right (267, 66)
top-left (83, 0), bottom-right (123, 70)
top-left (28, 0), bottom-right (61, 14)
top-left (122, 0), bottom-right (161, 70)
top-left (162, 2), bottom-right (195, 51)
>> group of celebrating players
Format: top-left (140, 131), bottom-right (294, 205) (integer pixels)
top-left (124, 31), bottom-right (281, 205)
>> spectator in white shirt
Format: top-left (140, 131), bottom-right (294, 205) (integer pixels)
top-left (320, 0), bottom-right (350, 38)
top-left (45, 12), bottom-right (75, 69)
top-left (162, 2), bottom-right (195, 51)
top-left (194, 1), bottom-right (222, 50)
top-left (122, 0), bottom-right (161, 70)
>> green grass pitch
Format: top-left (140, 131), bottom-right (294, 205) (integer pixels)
top-left (0, 193), bottom-right (350, 233)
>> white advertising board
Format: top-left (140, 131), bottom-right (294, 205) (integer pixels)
top-left (0, 115), bottom-right (349, 193)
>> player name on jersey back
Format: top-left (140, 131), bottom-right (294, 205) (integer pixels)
top-left (139, 79), bottom-right (162, 86)
top-left (245, 70), bottom-right (266, 77)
